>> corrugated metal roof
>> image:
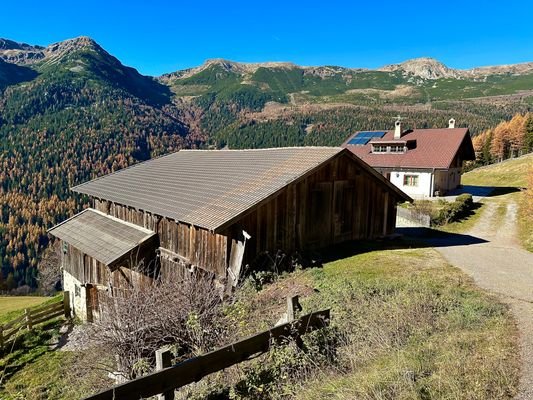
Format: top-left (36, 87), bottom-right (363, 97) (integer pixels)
top-left (48, 208), bottom-right (155, 266)
top-left (72, 147), bottom-right (344, 231)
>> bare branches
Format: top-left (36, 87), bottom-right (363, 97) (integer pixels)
top-left (36, 241), bottom-right (62, 295)
top-left (93, 271), bottom-right (229, 380)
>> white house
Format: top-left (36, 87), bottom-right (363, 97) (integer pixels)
top-left (343, 119), bottom-right (475, 199)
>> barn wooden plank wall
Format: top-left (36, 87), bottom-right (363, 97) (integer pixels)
top-left (61, 243), bottom-right (156, 290)
top-left (94, 200), bottom-right (228, 278)
top-left (222, 153), bottom-right (400, 267)
top-left (90, 152), bottom-right (401, 282)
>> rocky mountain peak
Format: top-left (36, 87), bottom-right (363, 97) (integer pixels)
top-left (0, 36), bottom-right (106, 65)
top-left (379, 57), bottom-right (460, 79)
top-left (46, 36), bottom-right (102, 55)
top-left (0, 39), bottom-right (45, 64)
top-left (0, 38), bottom-right (43, 51)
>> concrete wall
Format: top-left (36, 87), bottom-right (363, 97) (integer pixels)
top-left (396, 207), bottom-right (431, 227)
top-left (62, 269), bottom-right (88, 321)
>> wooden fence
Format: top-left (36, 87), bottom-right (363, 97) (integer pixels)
top-left (85, 305), bottom-right (330, 400)
top-left (0, 291), bottom-right (71, 351)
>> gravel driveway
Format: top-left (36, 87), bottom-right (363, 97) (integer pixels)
top-left (431, 200), bottom-right (533, 399)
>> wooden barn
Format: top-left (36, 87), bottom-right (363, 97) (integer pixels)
top-left (49, 147), bottom-right (410, 321)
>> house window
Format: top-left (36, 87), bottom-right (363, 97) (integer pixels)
top-left (62, 241), bottom-right (68, 254)
top-left (373, 145), bottom-right (387, 153)
top-left (74, 284), bottom-right (81, 297)
top-left (390, 145), bottom-right (404, 153)
top-left (403, 175), bottom-right (419, 186)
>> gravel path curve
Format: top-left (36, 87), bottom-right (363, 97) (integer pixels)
top-left (434, 200), bottom-right (533, 399)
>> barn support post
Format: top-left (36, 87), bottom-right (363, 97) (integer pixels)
top-left (63, 290), bottom-right (71, 318)
top-left (156, 346), bottom-right (175, 400)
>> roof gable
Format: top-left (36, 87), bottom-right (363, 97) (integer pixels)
top-left (73, 147), bottom-right (411, 231)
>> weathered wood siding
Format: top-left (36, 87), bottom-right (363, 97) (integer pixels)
top-left (60, 242), bottom-right (156, 291)
top-left (223, 153), bottom-right (399, 267)
top-left (88, 152), bottom-right (401, 280)
top-left (94, 200), bottom-right (228, 278)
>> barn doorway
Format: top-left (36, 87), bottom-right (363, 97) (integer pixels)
top-left (333, 180), bottom-right (354, 242)
top-left (306, 182), bottom-right (333, 247)
top-left (86, 284), bottom-right (100, 322)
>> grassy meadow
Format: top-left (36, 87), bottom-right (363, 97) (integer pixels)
top-left (0, 243), bottom-right (519, 399)
top-left (0, 296), bottom-right (50, 324)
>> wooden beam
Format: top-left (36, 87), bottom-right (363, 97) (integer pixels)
top-left (84, 309), bottom-right (330, 400)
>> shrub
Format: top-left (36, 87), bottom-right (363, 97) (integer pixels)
top-left (432, 194), bottom-right (475, 226)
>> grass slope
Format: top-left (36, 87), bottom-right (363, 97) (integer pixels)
top-left (0, 244), bottom-right (518, 399)
top-left (462, 154), bottom-right (532, 188)
top-left (462, 154), bottom-right (533, 251)
top-left (182, 243), bottom-right (518, 399)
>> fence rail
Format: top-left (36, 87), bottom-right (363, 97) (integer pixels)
top-left (0, 291), bottom-right (71, 351)
top-left (85, 307), bottom-right (330, 400)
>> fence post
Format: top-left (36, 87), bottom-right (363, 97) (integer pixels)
top-left (25, 308), bottom-right (33, 331)
top-left (155, 346), bottom-right (174, 400)
top-left (287, 295), bottom-right (304, 348)
top-left (63, 291), bottom-right (71, 318)
top-left (286, 295), bottom-right (302, 322)
top-left (276, 295), bottom-right (303, 326)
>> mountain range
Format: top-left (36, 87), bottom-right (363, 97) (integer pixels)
top-left (0, 36), bottom-right (531, 290)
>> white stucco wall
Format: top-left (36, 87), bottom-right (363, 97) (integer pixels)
top-left (62, 269), bottom-right (88, 321)
top-left (389, 171), bottom-right (433, 199)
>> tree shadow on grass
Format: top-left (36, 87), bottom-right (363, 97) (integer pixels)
top-left (457, 185), bottom-right (522, 197)
top-left (309, 229), bottom-right (488, 266)
top-left (0, 320), bottom-right (63, 383)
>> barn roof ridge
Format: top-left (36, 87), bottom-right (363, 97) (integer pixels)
top-left (72, 147), bottom-right (409, 231)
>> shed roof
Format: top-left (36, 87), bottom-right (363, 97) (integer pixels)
top-left (343, 128), bottom-right (475, 169)
top-left (72, 147), bottom-right (410, 232)
top-left (48, 208), bottom-right (155, 266)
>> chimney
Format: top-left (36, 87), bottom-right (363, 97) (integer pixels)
top-left (394, 119), bottom-right (402, 139)
top-left (448, 118), bottom-right (456, 129)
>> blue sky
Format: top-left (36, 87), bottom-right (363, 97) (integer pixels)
top-left (2, 0), bottom-right (532, 76)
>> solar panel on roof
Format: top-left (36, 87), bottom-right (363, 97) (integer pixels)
top-left (357, 131), bottom-right (386, 138)
top-left (347, 131), bottom-right (386, 146)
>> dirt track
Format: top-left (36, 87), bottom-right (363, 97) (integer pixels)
top-left (433, 200), bottom-right (533, 399)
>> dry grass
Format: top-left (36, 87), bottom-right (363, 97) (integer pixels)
top-left (0, 245), bottom-right (519, 399)
top-left (193, 244), bottom-right (519, 399)
top-left (462, 154), bottom-right (532, 188)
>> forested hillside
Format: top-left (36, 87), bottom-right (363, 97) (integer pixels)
top-left (0, 36), bottom-right (532, 290)
top-left (0, 37), bottom-right (195, 290)
top-left (472, 112), bottom-right (533, 164)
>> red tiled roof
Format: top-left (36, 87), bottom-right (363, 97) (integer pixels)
top-left (343, 128), bottom-right (475, 169)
